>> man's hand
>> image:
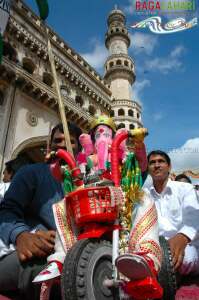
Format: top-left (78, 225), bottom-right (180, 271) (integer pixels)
top-left (36, 230), bottom-right (56, 245)
top-left (168, 233), bottom-right (190, 270)
top-left (16, 230), bottom-right (55, 262)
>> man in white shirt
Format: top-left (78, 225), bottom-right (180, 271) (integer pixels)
top-left (0, 158), bottom-right (28, 257)
top-left (0, 158), bottom-right (28, 203)
top-left (146, 150), bottom-right (199, 275)
top-left (0, 168), bottom-right (13, 257)
top-left (0, 182), bottom-right (10, 204)
top-left (0, 160), bottom-right (13, 203)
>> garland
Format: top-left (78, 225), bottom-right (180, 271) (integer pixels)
top-left (119, 152), bottom-right (144, 253)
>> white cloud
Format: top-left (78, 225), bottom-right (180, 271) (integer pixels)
top-left (170, 45), bottom-right (186, 58)
top-left (123, 0), bottom-right (136, 15)
top-left (145, 57), bottom-right (181, 73)
top-left (169, 138), bottom-right (199, 172)
top-left (153, 112), bottom-right (163, 122)
top-left (142, 139), bottom-right (199, 185)
top-left (81, 40), bottom-right (108, 71)
top-left (133, 79), bottom-right (151, 103)
top-left (130, 32), bottom-right (158, 55)
top-left (145, 45), bottom-right (186, 74)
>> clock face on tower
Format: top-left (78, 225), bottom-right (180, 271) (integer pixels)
top-left (111, 41), bottom-right (126, 55)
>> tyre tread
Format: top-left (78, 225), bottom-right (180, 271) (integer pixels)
top-left (61, 239), bottom-right (91, 300)
top-left (158, 236), bottom-right (177, 300)
top-left (61, 239), bottom-right (115, 300)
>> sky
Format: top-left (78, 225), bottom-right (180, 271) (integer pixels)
top-left (25, 0), bottom-right (199, 173)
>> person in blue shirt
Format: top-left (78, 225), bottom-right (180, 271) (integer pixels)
top-left (0, 122), bottom-right (81, 300)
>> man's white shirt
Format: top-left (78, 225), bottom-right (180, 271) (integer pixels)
top-left (144, 179), bottom-right (199, 247)
top-left (0, 182), bottom-right (15, 257)
top-left (0, 182), bottom-right (10, 203)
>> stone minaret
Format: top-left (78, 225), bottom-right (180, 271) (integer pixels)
top-left (104, 7), bottom-right (142, 129)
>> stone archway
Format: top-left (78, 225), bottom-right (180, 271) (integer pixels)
top-left (12, 136), bottom-right (49, 163)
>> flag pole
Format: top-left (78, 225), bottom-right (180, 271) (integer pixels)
top-left (44, 25), bottom-right (74, 157)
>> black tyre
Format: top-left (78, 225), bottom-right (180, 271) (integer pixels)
top-left (158, 236), bottom-right (177, 300)
top-left (61, 239), bottom-right (120, 300)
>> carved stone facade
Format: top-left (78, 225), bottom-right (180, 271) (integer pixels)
top-left (0, 1), bottom-right (142, 176)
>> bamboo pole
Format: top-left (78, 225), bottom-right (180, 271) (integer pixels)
top-left (44, 26), bottom-right (74, 157)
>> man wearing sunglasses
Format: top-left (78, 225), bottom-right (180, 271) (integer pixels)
top-left (0, 122), bottom-right (81, 300)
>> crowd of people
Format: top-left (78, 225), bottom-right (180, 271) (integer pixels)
top-left (0, 116), bottom-right (198, 300)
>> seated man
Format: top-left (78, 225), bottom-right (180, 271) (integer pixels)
top-left (175, 173), bottom-right (192, 184)
top-left (0, 122), bottom-right (81, 300)
top-left (0, 158), bottom-right (29, 258)
top-left (0, 158), bottom-right (29, 201)
top-left (146, 150), bottom-right (199, 276)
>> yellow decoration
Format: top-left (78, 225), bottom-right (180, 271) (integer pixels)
top-left (90, 115), bottom-right (116, 132)
top-left (130, 128), bottom-right (148, 142)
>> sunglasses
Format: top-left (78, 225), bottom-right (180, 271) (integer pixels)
top-left (52, 137), bottom-right (76, 144)
top-left (52, 138), bottom-right (65, 144)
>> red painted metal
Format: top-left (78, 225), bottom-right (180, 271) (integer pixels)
top-left (175, 285), bottom-right (199, 300)
top-left (110, 129), bottom-right (128, 187)
top-left (65, 186), bottom-right (117, 228)
top-left (56, 149), bottom-right (83, 186)
top-left (0, 296), bottom-right (12, 300)
top-left (77, 223), bottom-right (114, 240)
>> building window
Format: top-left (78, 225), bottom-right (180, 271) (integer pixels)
top-left (124, 60), bottom-right (129, 67)
top-left (129, 124), bottom-right (135, 130)
top-left (75, 95), bottom-right (84, 106)
top-left (118, 108), bottom-right (125, 116)
top-left (128, 109), bottom-right (134, 117)
top-left (88, 105), bottom-right (96, 115)
top-left (43, 72), bottom-right (54, 87)
top-left (116, 60), bottom-right (122, 65)
top-left (117, 123), bottom-right (125, 129)
top-left (110, 110), bottom-right (114, 117)
top-left (137, 113), bottom-right (140, 119)
top-left (22, 57), bottom-right (36, 74)
top-left (3, 41), bottom-right (17, 62)
top-left (0, 91), bottom-right (4, 105)
top-left (110, 61), bottom-right (114, 68)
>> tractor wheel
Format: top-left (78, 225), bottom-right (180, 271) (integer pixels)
top-left (158, 236), bottom-right (177, 300)
top-left (61, 239), bottom-right (120, 300)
